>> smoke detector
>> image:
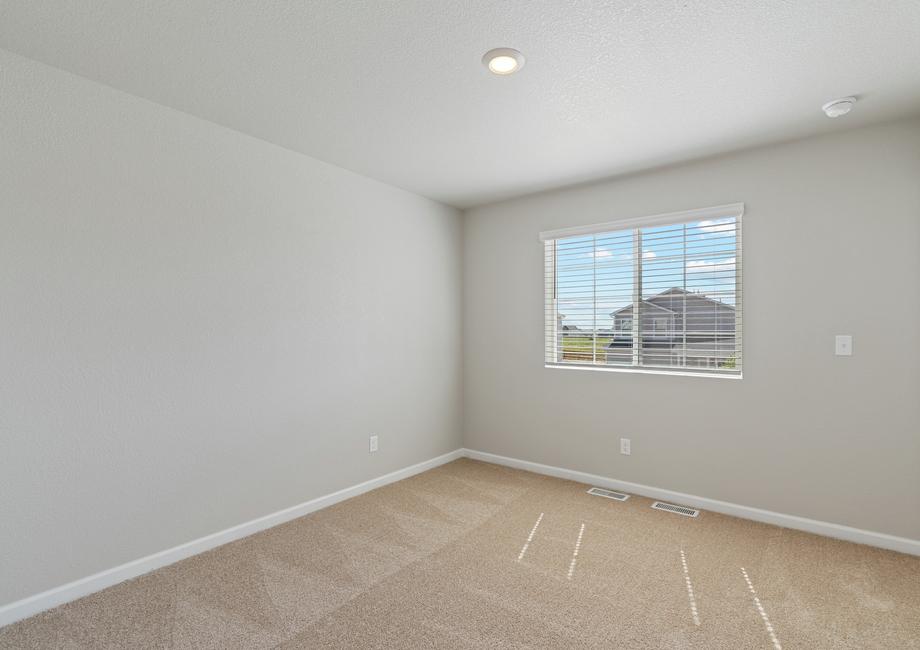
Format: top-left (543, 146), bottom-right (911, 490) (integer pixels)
top-left (822, 97), bottom-right (856, 118)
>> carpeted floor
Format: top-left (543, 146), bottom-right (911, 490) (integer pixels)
top-left (2, 458), bottom-right (919, 649)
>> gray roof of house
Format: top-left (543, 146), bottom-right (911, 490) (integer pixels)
top-left (610, 287), bottom-right (735, 318)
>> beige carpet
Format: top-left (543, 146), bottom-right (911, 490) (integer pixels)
top-left (2, 458), bottom-right (919, 649)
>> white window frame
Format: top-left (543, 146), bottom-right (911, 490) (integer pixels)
top-left (541, 203), bottom-right (743, 379)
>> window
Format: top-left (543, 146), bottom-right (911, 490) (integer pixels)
top-left (542, 203), bottom-right (743, 376)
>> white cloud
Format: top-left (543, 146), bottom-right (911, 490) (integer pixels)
top-left (687, 257), bottom-right (735, 273)
top-left (642, 250), bottom-right (656, 259)
top-left (584, 248), bottom-right (613, 259)
top-left (696, 218), bottom-right (735, 234)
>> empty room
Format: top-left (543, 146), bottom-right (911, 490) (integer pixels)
top-left (1, 2), bottom-right (919, 648)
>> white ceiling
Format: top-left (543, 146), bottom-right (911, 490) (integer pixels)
top-left (2, 1), bottom-right (919, 208)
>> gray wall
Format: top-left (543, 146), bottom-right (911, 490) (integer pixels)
top-left (464, 118), bottom-right (920, 541)
top-left (0, 49), bottom-right (463, 605)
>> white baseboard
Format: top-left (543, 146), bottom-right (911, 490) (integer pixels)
top-left (0, 448), bottom-right (465, 628)
top-left (5, 446), bottom-right (917, 628)
top-left (463, 448), bottom-right (920, 557)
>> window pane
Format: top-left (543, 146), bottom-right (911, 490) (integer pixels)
top-left (545, 212), bottom-right (741, 375)
top-left (637, 219), bottom-right (738, 370)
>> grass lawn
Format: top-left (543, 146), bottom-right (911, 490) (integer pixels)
top-left (560, 334), bottom-right (738, 369)
top-left (561, 335), bottom-right (612, 361)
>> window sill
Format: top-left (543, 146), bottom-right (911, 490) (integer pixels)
top-left (544, 363), bottom-right (742, 380)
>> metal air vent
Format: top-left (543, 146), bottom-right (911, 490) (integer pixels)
top-left (651, 501), bottom-right (699, 517)
top-left (587, 487), bottom-right (630, 501)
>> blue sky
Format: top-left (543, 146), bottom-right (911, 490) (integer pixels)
top-left (554, 218), bottom-right (738, 331)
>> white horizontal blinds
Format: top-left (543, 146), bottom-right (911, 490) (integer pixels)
top-left (636, 219), bottom-right (741, 372)
top-left (544, 206), bottom-right (742, 375)
top-left (544, 238), bottom-right (557, 363)
top-left (545, 228), bottom-right (634, 366)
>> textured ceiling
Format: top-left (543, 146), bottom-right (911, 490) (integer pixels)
top-left (1, 1), bottom-right (919, 207)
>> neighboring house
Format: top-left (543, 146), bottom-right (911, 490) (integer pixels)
top-left (561, 324), bottom-right (581, 337)
top-left (606, 287), bottom-right (736, 368)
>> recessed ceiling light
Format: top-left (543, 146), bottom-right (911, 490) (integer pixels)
top-left (822, 96), bottom-right (856, 118)
top-left (482, 48), bottom-right (525, 75)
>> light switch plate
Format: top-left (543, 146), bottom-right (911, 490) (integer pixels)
top-left (835, 335), bottom-right (853, 356)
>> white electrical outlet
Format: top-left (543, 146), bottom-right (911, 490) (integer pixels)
top-left (369, 435), bottom-right (378, 453)
top-left (835, 334), bottom-right (853, 356)
top-left (620, 438), bottom-right (631, 456)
